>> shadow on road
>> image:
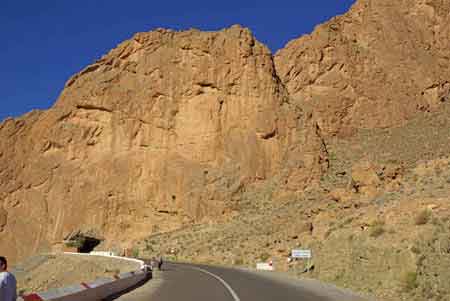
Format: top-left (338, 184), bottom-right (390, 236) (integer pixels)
top-left (103, 273), bottom-right (153, 301)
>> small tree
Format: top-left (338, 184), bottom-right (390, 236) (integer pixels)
top-left (132, 247), bottom-right (140, 258)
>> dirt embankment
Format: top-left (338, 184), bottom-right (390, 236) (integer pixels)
top-left (115, 49), bottom-right (450, 300)
top-left (12, 254), bottom-right (139, 295)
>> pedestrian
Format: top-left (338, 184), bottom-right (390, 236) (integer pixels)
top-left (150, 257), bottom-right (157, 270)
top-left (158, 256), bottom-right (163, 271)
top-left (0, 256), bottom-right (17, 301)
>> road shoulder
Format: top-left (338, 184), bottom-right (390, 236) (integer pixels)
top-left (112, 271), bottom-right (163, 301)
top-left (237, 267), bottom-right (375, 301)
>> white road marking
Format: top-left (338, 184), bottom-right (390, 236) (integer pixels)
top-left (190, 267), bottom-right (241, 301)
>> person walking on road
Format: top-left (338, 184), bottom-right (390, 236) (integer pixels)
top-left (158, 256), bottom-right (164, 271)
top-left (150, 257), bottom-right (157, 270)
top-left (0, 256), bottom-right (17, 301)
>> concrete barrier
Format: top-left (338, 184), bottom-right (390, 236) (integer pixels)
top-left (89, 251), bottom-right (117, 257)
top-left (256, 262), bottom-right (274, 271)
top-left (17, 253), bottom-right (150, 301)
top-left (63, 252), bottom-right (145, 268)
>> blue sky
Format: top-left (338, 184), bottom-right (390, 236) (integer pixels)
top-left (0, 0), bottom-right (355, 122)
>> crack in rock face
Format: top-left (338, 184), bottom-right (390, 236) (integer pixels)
top-left (0, 207), bottom-right (7, 232)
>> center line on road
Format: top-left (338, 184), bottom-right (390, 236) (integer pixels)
top-left (190, 267), bottom-right (241, 301)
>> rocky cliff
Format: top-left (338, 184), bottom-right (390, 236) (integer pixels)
top-left (275, 0), bottom-right (450, 136)
top-left (0, 25), bottom-right (327, 262)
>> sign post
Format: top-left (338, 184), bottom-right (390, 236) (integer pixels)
top-left (291, 249), bottom-right (312, 271)
top-left (291, 249), bottom-right (312, 259)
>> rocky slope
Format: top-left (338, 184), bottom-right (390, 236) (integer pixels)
top-left (141, 103), bottom-right (450, 300)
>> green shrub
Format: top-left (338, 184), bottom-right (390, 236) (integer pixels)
top-left (404, 271), bottom-right (418, 291)
top-left (328, 151), bottom-right (338, 162)
top-left (144, 243), bottom-right (154, 252)
top-left (410, 245), bottom-right (421, 254)
top-left (370, 220), bottom-right (385, 238)
top-left (105, 268), bottom-right (121, 274)
top-left (131, 247), bottom-right (140, 258)
top-left (324, 227), bottom-right (334, 239)
top-left (234, 258), bottom-right (244, 265)
top-left (65, 236), bottom-right (85, 249)
top-left (342, 217), bottom-right (354, 226)
top-left (370, 226), bottom-right (385, 238)
top-left (260, 252), bottom-right (271, 262)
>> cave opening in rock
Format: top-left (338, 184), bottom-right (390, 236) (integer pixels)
top-left (78, 236), bottom-right (101, 253)
top-left (65, 233), bottom-right (102, 253)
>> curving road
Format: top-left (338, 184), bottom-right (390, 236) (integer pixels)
top-left (113, 261), bottom-right (369, 301)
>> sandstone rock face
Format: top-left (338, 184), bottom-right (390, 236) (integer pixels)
top-left (0, 26), bottom-right (327, 262)
top-left (275, 0), bottom-right (450, 136)
top-left (3, 0), bottom-right (450, 265)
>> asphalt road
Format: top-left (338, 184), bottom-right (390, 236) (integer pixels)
top-left (113, 262), bottom-right (367, 301)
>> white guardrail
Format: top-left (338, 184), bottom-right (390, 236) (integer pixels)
top-left (17, 252), bottom-right (151, 301)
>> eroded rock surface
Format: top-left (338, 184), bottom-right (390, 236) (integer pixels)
top-left (0, 25), bottom-right (326, 262)
top-left (275, 0), bottom-right (450, 136)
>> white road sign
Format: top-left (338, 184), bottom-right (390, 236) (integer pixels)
top-left (291, 249), bottom-right (312, 259)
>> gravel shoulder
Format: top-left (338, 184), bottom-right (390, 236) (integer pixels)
top-left (238, 268), bottom-right (376, 301)
top-left (12, 254), bottom-right (139, 294)
top-left (111, 270), bottom-right (163, 301)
